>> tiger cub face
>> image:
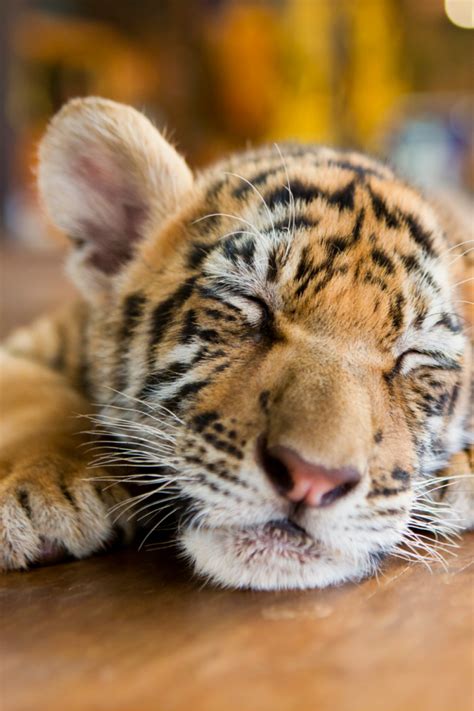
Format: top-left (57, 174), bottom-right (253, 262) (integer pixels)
top-left (38, 98), bottom-right (471, 589)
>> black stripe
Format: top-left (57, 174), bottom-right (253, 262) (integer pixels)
top-left (436, 313), bottom-right (462, 334)
top-left (192, 411), bottom-right (219, 431)
top-left (239, 239), bottom-right (256, 265)
top-left (198, 328), bottom-right (222, 344)
top-left (389, 292), bottom-right (405, 332)
top-left (203, 307), bottom-right (238, 323)
top-left (363, 271), bottom-right (388, 291)
top-left (205, 464), bottom-right (250, 489)
top-left (403, 213), bottom-right (436, 256)
top-left (187, 242), bottom-right (215, 269)
top-left (206, 176), bottom-right (229, 201)
top-left (198, 286), bottom-right (243, 315)
top-left (140, 360), bottom-right (189, 397)
top-left (392, 467), bottom-right (410, 482)
top-left (327, 181), bottom-right (355, 210)
top-left (17, 490), bottom-right (32, 519)
top-left (265, 180), bottom-right (355, 212)
top-left (326, 237), bottom-right (350, 257)
top-left (447, 382), bottom-right (461, 415)
top-left (220, 234), bottom-right (256, 267)
top-left (202, 433), bottom-right (244, 459)
top-left (371, 248), bottom-right (395, 274)
top-left (221, 236), bottom-right (241, 264)
top-left (59, 480), bottom-right (78, 510)
top-left (161, 379), bottom-right (209, 413)
top-left (116, 292), bottom-right (147, 390)
top-left (148, 278), bottom-right (195, 360)
top-left (368, 187), bottom-right (400, 229)
top-left (232, 166), bottom-right (285, 198)
top-left (272, 215), bottom-right (319, 232)
top-left (367, 485), bottom-right (409, 498)
top-left (295, 246), bottom-right (312, 282)
top-left (267, 248), bottom-right (279, 282)
top-left (326, 159), bottom-right (386, 179)
top-left (417, 390), bottom-right (450, 416)
top-left (180, 309), bottom-right (199, 343)
top-left (350, 209), bottom-right (364, 245)
top-left (265, 181), bottom-right (316, 209)
top-left (121, 293), bottom-right (147, 338)
top-left (400, 254), bottom-right (421, 274)
top-left (295, 210), bottom-right (364, 294)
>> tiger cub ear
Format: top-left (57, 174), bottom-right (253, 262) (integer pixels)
top-left (38, 97), bottom-right (193, 294)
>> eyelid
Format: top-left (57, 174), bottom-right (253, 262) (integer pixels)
top-left (219, 292), bottom-right (270, 328)
top-left (243, 295), bottom-right (272, 323)
top-left (395, 349), bottom-right (459, 375)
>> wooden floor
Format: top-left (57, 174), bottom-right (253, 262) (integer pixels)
top-left (2, 541), bottom-right (474, 711)
top-left (1, 248), bottom-right (474, 711)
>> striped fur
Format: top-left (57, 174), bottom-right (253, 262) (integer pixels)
top-left (0, 98), bottom-right (472, 589)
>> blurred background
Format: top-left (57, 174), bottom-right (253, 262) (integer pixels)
top-left (0, 0), bottom-right (472, 328)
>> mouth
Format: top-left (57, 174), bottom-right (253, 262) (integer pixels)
top-left (229, 519), bottom-right (321, 563)
top-left (181, 515), bottom-right (371, 590)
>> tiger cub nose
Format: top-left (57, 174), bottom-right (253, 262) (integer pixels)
top-left (258, 440), bottom-right (361, 507)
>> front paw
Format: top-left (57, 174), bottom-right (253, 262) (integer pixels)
top-left (0, 452), bottom-right (134, 571)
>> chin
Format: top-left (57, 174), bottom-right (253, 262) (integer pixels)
top-left (181, 520), bottom-right (377, 591)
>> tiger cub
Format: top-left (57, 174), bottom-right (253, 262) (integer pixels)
top-left (1, 98), bottom-right (472, 589)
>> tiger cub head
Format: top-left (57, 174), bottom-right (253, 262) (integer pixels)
top-left (38, 98), bottom-right (471, 589)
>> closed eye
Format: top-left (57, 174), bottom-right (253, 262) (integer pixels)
top-left (223, 292), bottom-right (282, 343)
top-left (200, 281), bottom-right (278, 343)
top-left (241, 295), bottom-right (282, 343)
top-left (220, 292), bottom-right (268, 327)
top-left (394, 349), bottom-right (461, 375)
top-left (243, 295), bottom-right (272, 325)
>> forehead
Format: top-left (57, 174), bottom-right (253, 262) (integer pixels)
top-left (186, 145), bottom-right (451, 337)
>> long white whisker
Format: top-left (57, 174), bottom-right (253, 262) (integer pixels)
top-left (104, 386), bottom-right (185, 425)
top-left (192, 212), bottom-right (261, 238)
top-left (450, 276), bottom-right (474, 290)
top-left (224, 171), bottom-right (277, 242)
top-left (138, 506), bottom-right (182, 550)
top-left (442, 239), bottom-right (474, 255)
top-left (274, 142), bottom-right (295, 261)
top-left (448, 246), bottom-right (474, 265)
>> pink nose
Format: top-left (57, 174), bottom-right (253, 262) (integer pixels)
top-left (258, 441), bottom-right (361, 507)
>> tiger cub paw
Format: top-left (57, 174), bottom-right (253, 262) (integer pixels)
top-left (0, 451), bottom-right (134, 571)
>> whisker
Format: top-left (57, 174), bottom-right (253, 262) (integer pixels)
top-left (441, 239), bottom-right (474, 256)
top-left (224, 170), bottom-right (277, 243)
top-left (104, 386), bottom-right (185, 425)
top-left (138, 506), bottom-right (182, 550)
top-left (191, 211), bottom-right (261, 239)
top-left (448, 246), bottom-right (474, 266)
top-left (274, 142), bottom-right (296, 262)
top-left (450, 277), bottom-right (474, 290)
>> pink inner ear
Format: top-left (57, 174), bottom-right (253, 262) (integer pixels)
top-left (73, 152), bottom-right (149, 275)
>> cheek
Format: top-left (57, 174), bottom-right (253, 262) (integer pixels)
top-left (182, 383), bottom-right (265, 470)
top-left (367, 410), bottom-right (418, 504)
top-left (197, 358), bottom-right (268, 434)
top-left (368, 381), bottom-right (419, 475)
top-left (396, 371), bottom-right (464, 449)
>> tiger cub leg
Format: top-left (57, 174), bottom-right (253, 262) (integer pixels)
top-left (0, 351), bottom-right (134, 571)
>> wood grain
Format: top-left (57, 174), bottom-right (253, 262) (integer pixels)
top-left (1, 539), bottom-right (474, 711)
